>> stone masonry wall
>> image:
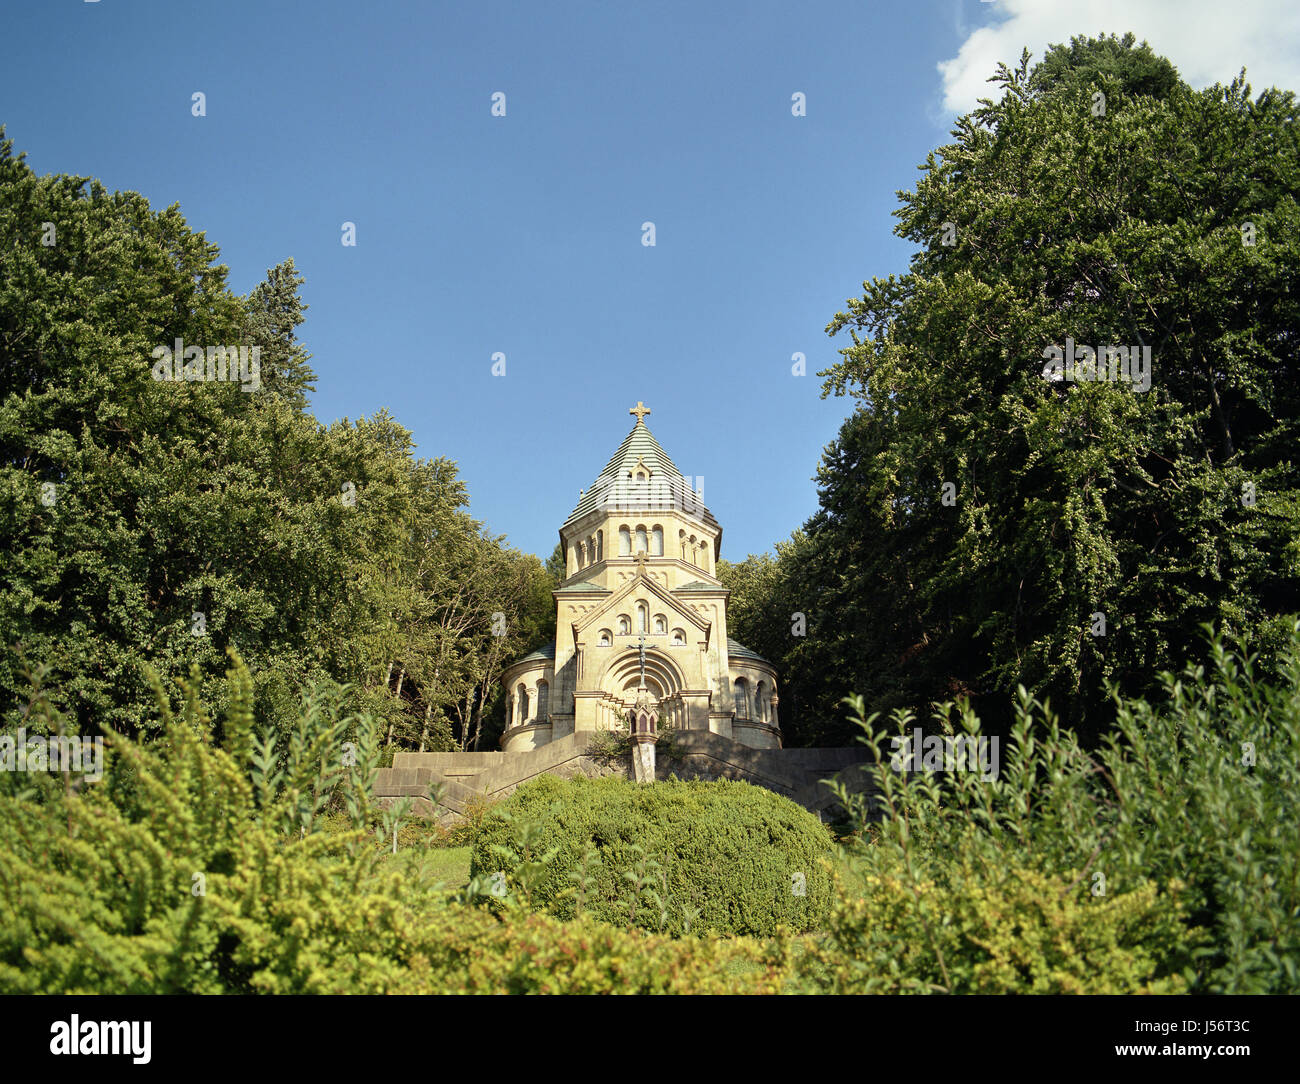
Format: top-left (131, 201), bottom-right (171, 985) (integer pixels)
top-left (373, 731), bottom-right (876, 824)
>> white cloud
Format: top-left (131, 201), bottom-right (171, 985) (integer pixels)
top-left (939, 0), bottom-right (1300, 115)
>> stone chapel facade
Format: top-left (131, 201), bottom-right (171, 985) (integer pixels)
top-left (500, 403), bottom-right (782, 753)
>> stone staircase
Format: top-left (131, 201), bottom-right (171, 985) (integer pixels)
top-left (373, 731), bottom-right (876, 823)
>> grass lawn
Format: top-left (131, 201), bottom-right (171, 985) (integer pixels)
top-left (421, 845), bottom-right (472, 888)
top-left (376, 843), bottom-right (473, 890)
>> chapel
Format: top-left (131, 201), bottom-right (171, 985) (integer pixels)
top-left (500, 402), bottom-right (782, 752)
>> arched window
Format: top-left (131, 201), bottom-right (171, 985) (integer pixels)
top-left (652, 525), bottom-right (664, 555)
top-left (596, 530), bottom-right (603, 562)
top-left (536, 680), bottom-right (549, 722)
top-left (588, 536), bottom-right (596, 566)
top-left (672, 628), bottom-right (686, 646)
top-left (635, 525), bottom-right (648, 554)
top-left (755, 681), bottom-right (766, 722)
top-left (637, 602), bottom-right (648, 633)
top-left (618, 614), bottom-right (631, 635)
top-left (653, 614), bottom-right (666, 634)
top-left (598, 629), bottom-right (612, 646)
top-left (733, 679), bottom-right (748, 719)
top-left (619, 526), bottom-right (631, 556)
top-left (517, 683), bottom-right (530, 725)
top-left (699, 541), bottom-right (709, 573)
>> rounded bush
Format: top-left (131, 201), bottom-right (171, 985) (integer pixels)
top-left (469, 775), bottom-right (834, 937)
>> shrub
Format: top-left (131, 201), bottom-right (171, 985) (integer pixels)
top-left (438, 791), bottom-right (500, 848)
top-left (804, 860), bottom-right (1193, 993)
top-left (814, 622), bottom-right (1300, 993)
top-left (469, 774), bottom-right (834, 937)
top-left (365, 905), bottom-right (782, 995)
top-left (0, 652), bottom-right (781, 994)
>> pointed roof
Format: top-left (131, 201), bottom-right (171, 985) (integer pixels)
top-left (562, 405), bottom-right (720, 533)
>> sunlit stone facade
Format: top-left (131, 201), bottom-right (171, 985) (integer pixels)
top-left (501, 403), bottom-right (781, 752)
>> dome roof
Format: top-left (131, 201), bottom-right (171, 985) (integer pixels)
top-left (727, 638), bottom-right (773, 665)
top-left (512, 643), bottom-right (555, 665)
top-left (562, 411), bottom-right (720, 534)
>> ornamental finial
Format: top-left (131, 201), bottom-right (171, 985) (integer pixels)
top-left (629, 401), bottom-right (651, 423)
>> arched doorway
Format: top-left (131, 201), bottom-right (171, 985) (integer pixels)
top-left (598, 645), bottom-right (687, 732)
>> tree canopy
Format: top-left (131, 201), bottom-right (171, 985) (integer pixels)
top-left (724, 36), bottom-right (1300, 744)
top-left (0, 128), bottom-right (554, 750)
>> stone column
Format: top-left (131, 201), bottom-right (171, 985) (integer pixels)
top-left (632, 738), bottom-right (656, 783)
top-left (631, 673), bottom-right (657, 783)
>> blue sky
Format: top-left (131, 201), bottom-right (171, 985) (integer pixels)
top-left (6, 1), bottom-right (1291, 562)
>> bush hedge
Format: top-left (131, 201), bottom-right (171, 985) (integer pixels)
top-left (808, 623), bottom-right (1300, 993)
top-left (7, 625), bottom-right (1297, 993)
top-left (801, 861), bottom-right (1194, 993)
top-left (0, 655), bottom-right (781, 994)
top-left (469, 774), bottom-right (834, 937)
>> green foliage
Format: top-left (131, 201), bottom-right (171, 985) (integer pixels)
top-left (0, 653), bottom-right (782, 994)
top-left (4, 629), bottom-right (1295, 994)
top-left (809, 862), bottom-right (1191, 994)
top-left (586, 717), bottom-right (684, 760)
top-left (437, 791), bottom-right (502, 848)
top-left (384, 908), bottom-right (782, 994)
top-left (585, 728), bottom-right (632, 757)
top-left (469, 774), bottom-right (835, 937)
top-left (726, 38), bottom-right (1300, 744)
top-left (806, 623), bottom-right (1300, 993)
top-left (0, 127), bottom-right (552, 751)
top-left (545, 541), bottom-right (567, 584)
top-left (1028, 32), bottom-right (1182, 102)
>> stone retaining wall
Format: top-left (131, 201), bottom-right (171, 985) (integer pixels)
top-left (374, 731), bottom-right (876, 823)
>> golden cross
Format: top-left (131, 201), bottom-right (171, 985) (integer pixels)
top-left (629, 401), bottom-right (651, 423)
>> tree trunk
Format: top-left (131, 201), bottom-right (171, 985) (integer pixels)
top-left (1206, 373), bottom-right (1235, 460)
top-left (417, 665), bottom-right (441, 751)
top-left (463, 688), bottom-right (475, 751)
top-left (385, 666), bottom-right (406, 746)
top-left (418, 701), bottom-right (433, 753)
top-left (472, 639), bottom-right (506, 751)
top-left (471, 682), bottom-right (487, 751)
